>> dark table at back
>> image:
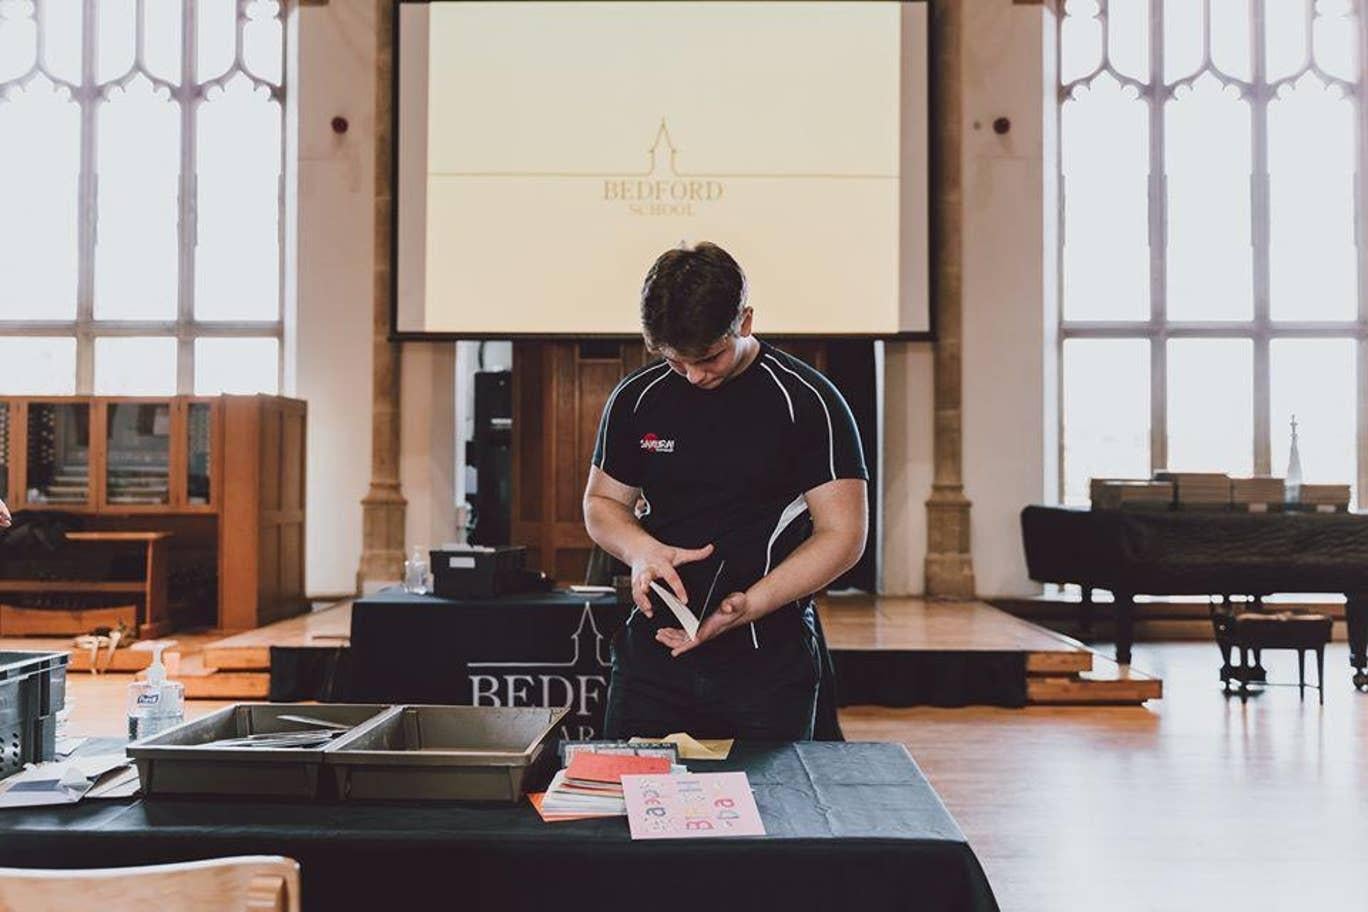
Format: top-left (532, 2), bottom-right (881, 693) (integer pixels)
top-left (0, 742), bottom-right (999, 912)
top-left (332, 589), bottom-right (844, 741)
top-left (1020, 506), bottom-right (1368, 687)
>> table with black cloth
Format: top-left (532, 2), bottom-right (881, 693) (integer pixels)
top-left (341, 589), bottom-right (847, 740)
top-left (0, 742), bottom-right (999, 912)
top-left (346, 589), bottom-right (625, 740)
top-left (1021, 506), bottom-right (1368, 686)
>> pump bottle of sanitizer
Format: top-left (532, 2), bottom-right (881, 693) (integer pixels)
top-left (126, 642), bottom-right (185, 741)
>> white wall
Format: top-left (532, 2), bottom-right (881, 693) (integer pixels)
top-left (959, 0), bottom-right (1057, 596)
top-left (290, 1), bottom-right (378, 595)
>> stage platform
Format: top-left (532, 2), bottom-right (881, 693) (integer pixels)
top-left (819, 594), bottom-right (1161, 706)
top-left (180, 594), bottom-right (1161, 706)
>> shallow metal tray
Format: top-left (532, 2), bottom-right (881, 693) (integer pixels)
top-left (324, 704), bottom-right (568, 802)
top-left (127, 703), bottom-right (388, 798)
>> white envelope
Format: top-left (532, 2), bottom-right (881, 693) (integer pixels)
top-left (648, 581), bottom-right (699, 640)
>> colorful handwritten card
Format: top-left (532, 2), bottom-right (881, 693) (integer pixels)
top-left (621, 772), bottom-right (766, 840)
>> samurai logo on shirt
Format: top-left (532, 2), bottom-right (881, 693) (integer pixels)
top-left (640, 433), bottom-right (675, 453)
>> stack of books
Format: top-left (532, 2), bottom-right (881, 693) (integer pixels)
top-left (1154, 472), bottom-right (1231, 508)
top-left (1090, 479), bottom-right (1174, 511)
top-left (1231, 477), bottom-right (1286, 512)
top-left (533, 751), bottom-right (683, 821)
top-left (1297, 484), bottom-right (1351, 512)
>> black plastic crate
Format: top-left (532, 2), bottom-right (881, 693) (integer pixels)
top-left (0, 672), bottom-right (41, 729)
top-left (0, 651), bottom-right (68, 779)
top-left (0, 651), bottom-right (67, 717)
top-left (0, 713), bottom-right (58, 778)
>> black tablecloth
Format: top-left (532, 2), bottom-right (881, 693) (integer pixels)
top-left (0, 742), bottom-right (999, 912)
top-left (342, 589), bottom-right (847, 740)
top-left (348, 590), bottom-right (625, 740)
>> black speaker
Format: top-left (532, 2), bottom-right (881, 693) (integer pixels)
top-left (474, 371), bottom-right (512, 442)
top-left (470, 371), bottom-right (513, 545)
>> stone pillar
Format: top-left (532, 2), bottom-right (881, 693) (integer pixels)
top-left (924, 0), bottom-right (977, 598)
top-left (357, 0), bottom-right (407, 589)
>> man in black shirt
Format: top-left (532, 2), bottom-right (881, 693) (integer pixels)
top-left (583, 242), bottom-right (868, 741)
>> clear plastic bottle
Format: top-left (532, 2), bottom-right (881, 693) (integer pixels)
top-left (1286, 415), bottom-right (1303, 504)
top-left (126, 642), bottom-right (184, 741)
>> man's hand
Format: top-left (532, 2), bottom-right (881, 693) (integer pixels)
top-left (630, 542), bottom-right (714, 617)
top-left (0, 498), bottom-right (10, 528)
top-left (655, 590), bottom-right (754, 657)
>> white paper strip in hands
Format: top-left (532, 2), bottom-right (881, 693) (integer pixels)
top-left (648, 581), bottom-right (699, 640)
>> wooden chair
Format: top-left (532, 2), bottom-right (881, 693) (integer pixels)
top-left (0, 855), bottom-right (299, 912)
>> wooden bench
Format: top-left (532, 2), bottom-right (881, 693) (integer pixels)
top-left (0, 531), bottom-right (172, 638)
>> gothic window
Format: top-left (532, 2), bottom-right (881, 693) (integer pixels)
top-left (1059, 0), bottom-right (1365, 505)
top-left (0, 0), bottom-right (285, 395)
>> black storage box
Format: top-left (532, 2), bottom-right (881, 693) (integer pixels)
top-left (430, 546), bottom-right (535, 599)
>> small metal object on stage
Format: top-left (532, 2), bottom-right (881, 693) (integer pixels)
top-left (325, 705), bottom-right (568, 803)
top-left (127, 703), bottom-right (389, 799)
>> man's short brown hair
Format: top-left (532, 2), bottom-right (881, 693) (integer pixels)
top-left (639, 242), bottom-right (747, 356)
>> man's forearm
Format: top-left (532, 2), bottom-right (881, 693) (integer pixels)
top-left (583, 495), bottom-right (659, 565)
top-left (743, 528), bottom-right (864, 619)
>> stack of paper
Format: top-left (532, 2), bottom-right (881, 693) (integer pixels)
top-left (1231, 476), bottom-right (1286, 511)
top-left (0, 754), bottom-right (137, 809)
top-left (1154, 472), bottom-right (1232, 508)
top-left (1299, 484), bottom-right (1351, 511)
top-left (1089, 479), bottom-right (1174, 511)
top-left (534, 752), bottom-right (676, 821)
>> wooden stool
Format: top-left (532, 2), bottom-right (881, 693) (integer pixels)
top-left (1223, 611), bottom-right (1333, 704)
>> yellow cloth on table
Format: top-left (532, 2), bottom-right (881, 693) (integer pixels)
top-left (629, 733), bottom-right (734, 761)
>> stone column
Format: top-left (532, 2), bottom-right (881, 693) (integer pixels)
top-left (357, 0), bottom-right (407, 589)
top-left (924, 0), bottom-right (977, 598)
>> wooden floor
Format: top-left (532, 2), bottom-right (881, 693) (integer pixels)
top-left (843, 640), bottom-right (1368, 911)
top-left (201, 603), bottom-right (352, 669)
top-left (23, 639), bottom-right (1368, 910)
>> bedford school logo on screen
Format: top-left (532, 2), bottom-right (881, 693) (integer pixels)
top-left (640, 433), bottom-right (675, 454)
top-left (601, 120), bottom-right (724, 218)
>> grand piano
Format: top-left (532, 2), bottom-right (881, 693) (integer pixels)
top-left (1020, 506), bottom-right (1368, 690)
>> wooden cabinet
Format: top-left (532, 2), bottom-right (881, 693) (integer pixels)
top-left (0, 395), bottom-right (306, 632)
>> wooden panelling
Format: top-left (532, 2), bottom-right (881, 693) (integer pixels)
top-left (511, 341), bottom-right (645, 583)
top-left (220, 398), bottom-right (262, 631)
top-left (214, 395), bottom-right (307, 631)
top-left (0, 603), bottom-right (138, 637)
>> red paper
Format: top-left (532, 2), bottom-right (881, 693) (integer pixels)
top-left (564, 751), bottom-right (671, 784)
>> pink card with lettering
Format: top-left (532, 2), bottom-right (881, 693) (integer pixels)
top-left (621, 772), bottom-right (766, 839)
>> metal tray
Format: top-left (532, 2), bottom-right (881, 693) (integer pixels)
top-left (127, 703), bottom-right (388, 799)
top-left (325, 705), bottom-right (568, 802)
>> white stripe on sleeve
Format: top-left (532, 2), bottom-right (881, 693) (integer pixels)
top-left (765, 353), bottom-right (834, 480)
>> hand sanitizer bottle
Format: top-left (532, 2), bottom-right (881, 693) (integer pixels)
top-left (126, 643), bottom-right (184, 741)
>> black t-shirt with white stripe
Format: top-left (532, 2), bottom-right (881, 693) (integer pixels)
top-left (591, 341), bottom-right (867, 651)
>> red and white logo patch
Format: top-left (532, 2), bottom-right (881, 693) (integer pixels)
top-left (639, 432), bottom-right (675, 453)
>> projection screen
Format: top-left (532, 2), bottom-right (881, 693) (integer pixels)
top-left (393, 1), bottom-right (929, 339)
